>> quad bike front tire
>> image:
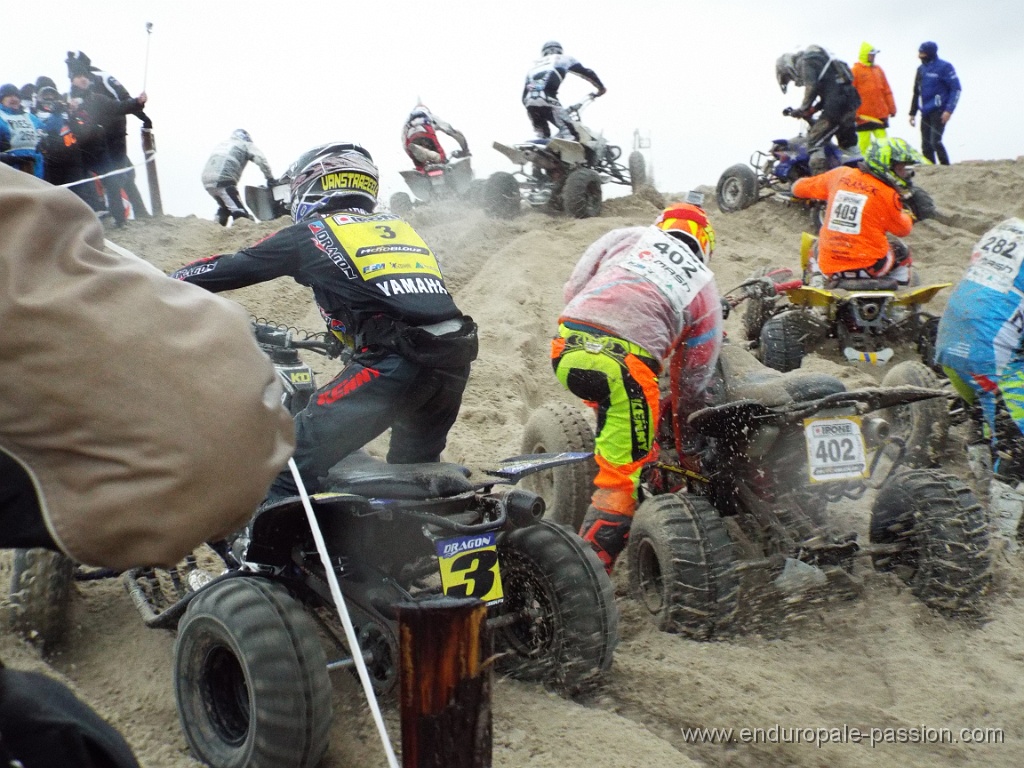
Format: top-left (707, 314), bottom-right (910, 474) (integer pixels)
top-left (759, 312), bottom-right (806, 372)
top-left (742, 266), bottom-right (795, 342)
top-left (562, 168), bottom-right (603, 218)
top-left (483, 172), bottom-right (521, 219)
top-left (6, 548), bottom-right (74, 651)
top-left (388, 191), bottom-right (413, 215)
top-left (493, 520), bottom-right (618, 694)
top-left (174, 578), bottom-right (332, 768)
top-left (716, 163), bottom-right (759, 213)
top-left (626, 494), bottom-right (739, 639)
top-left (519, 403), bottom-right (596, 531)
top-left (869, 468), bottom-right (990, 616)
top-left (628, 151), bottom-right (647, 192)
top-left (881, 360), bottom-right (949, 467)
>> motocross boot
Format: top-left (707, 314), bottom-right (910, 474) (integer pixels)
top-left (579, 505), bottom-right (633, 574)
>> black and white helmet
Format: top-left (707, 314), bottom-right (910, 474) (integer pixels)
top-left (541, 40), bottom-right (563, 56)
top-left (288, 143), bottom-right (378, 222)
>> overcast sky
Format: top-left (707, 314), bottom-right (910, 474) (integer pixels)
top-left (5, 0), bottom-right (1022, 220)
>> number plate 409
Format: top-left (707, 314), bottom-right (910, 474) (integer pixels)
top-left (803, 415), bottom-right (868, 482)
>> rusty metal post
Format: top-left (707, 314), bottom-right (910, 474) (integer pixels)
top-left (140, 128), bottom-right (163, 216)
top-left (397, 596), bottom-right (492, 768)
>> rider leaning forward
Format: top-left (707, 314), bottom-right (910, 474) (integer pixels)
top-left (172, 143), bottom-right (479, 505)
top-left (552, 203), bottom-right (723, 572)
top-left (401, 104), bottom-right (470, 171)
top-left (791, 137), bottom-right (925, 286)
top-left (935, 218), bottom-right (1024, 479)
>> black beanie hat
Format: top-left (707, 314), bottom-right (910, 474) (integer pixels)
top-left (36, 75), bottom-right (57, 91)
top-left (0, 83), bottom-right (20, 101)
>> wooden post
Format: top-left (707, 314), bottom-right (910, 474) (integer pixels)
top-left (140, 128), bottom-right (163, 216)
top-left (397, 596), bottom-right (492, 768)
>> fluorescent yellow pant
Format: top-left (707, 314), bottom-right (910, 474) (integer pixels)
top-left (857, 126), bottom-right (889, 155)
top-left (551, 325), bottom-right (660, 516)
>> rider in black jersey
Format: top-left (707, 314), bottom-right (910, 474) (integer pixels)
top-left (172, 143), bottom-right (478, 501)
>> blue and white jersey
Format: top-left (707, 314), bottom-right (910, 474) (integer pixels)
top-left (936, 218), bottom-right (1024, 374)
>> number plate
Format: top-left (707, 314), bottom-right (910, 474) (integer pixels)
top-left (803, 415), bottom-right (868, 482)
top-left (435, 532), bottom-right (504, 605)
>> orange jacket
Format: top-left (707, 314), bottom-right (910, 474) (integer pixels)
top-left (792, 166), bottom-right (913, 274)
top-left (852, 43), bottom-right (896, 125)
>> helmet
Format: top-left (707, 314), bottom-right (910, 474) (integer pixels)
top-left (775, 53), bottom-right (798, 93)
top-left (408, 105), bottom-right (431, 122)
top-left (863, 137), bottom-right (926, 191)
top-left (654, 203), bottom-right (716, 262)
top-left (232, 129), bottom-right (253, 142)
top-left (288, 143), bottom-right (379, 222)
top-left (541, 40), bottom-right (563, 56)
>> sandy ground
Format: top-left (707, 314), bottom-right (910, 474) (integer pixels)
top-left (5, 156), bottom-right (1024, 767)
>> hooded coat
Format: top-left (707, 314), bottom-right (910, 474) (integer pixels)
top-left (852, 42), bottom-right (897, 126)
top-left (0, 165), bottom-right (295, 568)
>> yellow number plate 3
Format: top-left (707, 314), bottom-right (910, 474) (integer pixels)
top-left (435, 532), bottom-right (504, 606)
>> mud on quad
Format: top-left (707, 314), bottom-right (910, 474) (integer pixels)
top-left (485, 96), bottom-right (647, 220)
top-left (522, 344), bottom-right (991, 640)
top-left (117, 322), bottom-right (617, 768)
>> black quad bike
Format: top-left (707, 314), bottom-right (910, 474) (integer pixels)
top-left (118, 322), bottom-right (618, 768)
top-left (523, 342), bottom-right (991, 640)
top-left (485, 96), bottom-right (647, 219)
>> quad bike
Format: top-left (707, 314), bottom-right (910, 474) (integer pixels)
top-left (730, 268), bottom-right (952, 466)
top-left (715, 116), bottom-right (861, 228)
top-left (485, 95), bottom-right (647, 219)
top-left (244, 179), bottom-right (292, 221)
top-left (715, 117), bottom-right (937, 231)
top-left (388, 154), bottom-right (477, 215)
top-left (523, 337), bottom-right (990, 636)
top-left (119, 321), bottom-right (617, 768)
top-left (744, 233), bottom-right (951, 371)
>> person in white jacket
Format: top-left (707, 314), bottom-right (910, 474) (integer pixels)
top-left (201, 128), bottom-right (275, 225)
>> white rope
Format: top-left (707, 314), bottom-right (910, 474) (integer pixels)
top-left (289, 458), bottom-right (400, 768)
top-left (59, 152), bottom-right (155, 190)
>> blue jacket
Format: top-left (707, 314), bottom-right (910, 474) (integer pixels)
top-left (910, 57), bottom-right (961, 116)
top-left (936, 219), bottom-right (1024, 374)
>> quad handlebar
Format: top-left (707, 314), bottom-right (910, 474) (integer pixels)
top-left (252, 321), bottom-right (344, 358)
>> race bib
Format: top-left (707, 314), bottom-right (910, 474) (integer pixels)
top-left (826, 190), bottom-right (867, 235)
top-left (322, 214), bottom-right (443, 282)
top-left (964, 220), bottom-right (1024, 293)
top-left (619, 227), bottom-right (714, 313)
top-left (804, 416), bottom-right (868, 482)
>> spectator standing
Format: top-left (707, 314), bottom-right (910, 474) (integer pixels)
top-left (0, 83), bottom-right (44, 177)
top-left (66, 51), bottom-right (153, 217)
top-left (909, 41), bottom-right (961, 165)
top-left (201, 129), bottom-right (275, 225)
top-left (34, 84), bottom-right (105, 211)
top-left (852, 42), bottom-right (897, 154)
top-left (67, 58), bottom-right (148, 228)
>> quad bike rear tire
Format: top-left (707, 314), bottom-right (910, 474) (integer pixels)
top-left (742, 266), bottom-right (795, 342)
top-left (881, 360), bottom-right (949, 467)
top-left (626, 494), bottom-right (739, 638)
top-left (483, 172), bottom-right (521, 219)
top-left (493, 521), bottom-right (617, 694)
top-left (174, 578), bottom-right (332, 768)
top-left (808, 201), bottom-right (827, 233)
top-left (628, 151), bottom-right (647, 192)
top-left (6, 548), bottom-right (74, 651)
top-left (869, 468), bottom-right (990, 616)
top-left (519, 403), bottom-right (596, 531)
top-left (716, 163), bottom-right (759, 213)
top-left (389, 191), bottom-right (413, 215)
top-left (562, 168), bottom-right (603, 218)
top-left (759, 312), bottom-right (805, 372)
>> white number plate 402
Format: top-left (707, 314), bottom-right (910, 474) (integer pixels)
top-left (803, 415), bottom-right (868, 482)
